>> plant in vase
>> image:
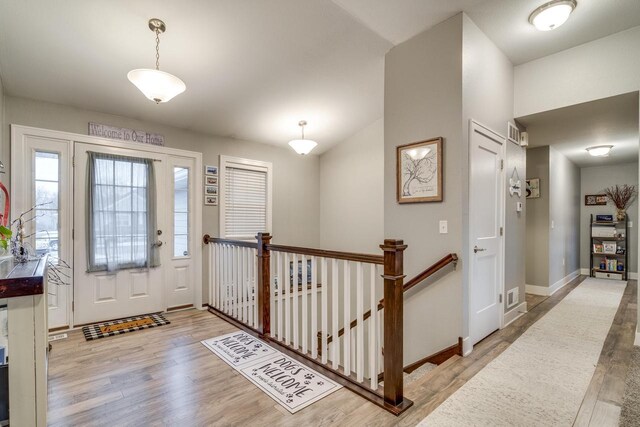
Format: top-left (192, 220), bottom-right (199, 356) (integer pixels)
top-left (603, 184), bottom-right (637, 221)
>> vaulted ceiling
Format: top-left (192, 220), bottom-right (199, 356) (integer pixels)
top-left (1, 1), bottom-right (639, 153)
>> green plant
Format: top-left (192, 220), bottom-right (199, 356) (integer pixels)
top-left (0, 225), bottom-right (11, 251)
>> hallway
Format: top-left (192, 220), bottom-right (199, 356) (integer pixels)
top-left (47, 275), bottom-right (636, 426)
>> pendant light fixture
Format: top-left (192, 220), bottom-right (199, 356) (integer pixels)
top-left (128, 19), bottom-right (186, 103)
top-left (529, 0), bottom-right (577, 32)
top-left (288, 120), bottom-right (318, 155)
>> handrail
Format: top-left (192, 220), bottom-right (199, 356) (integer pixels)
top-left (320, 253), bottom-right (457, 349)
top-left (203, 234), bottom-right (258, 249)
top-left (266, 243), bottom-right (384, 265)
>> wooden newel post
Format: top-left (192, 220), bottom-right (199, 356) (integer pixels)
top-left (380, 238), bottom-right (407, 407)
top-left (256, 232), bottom-right (272, 338)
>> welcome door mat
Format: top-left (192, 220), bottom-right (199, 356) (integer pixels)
top-left (82, 313), bottom-right (170, 341)
top-left (201, 331), bottom-right (341, 413)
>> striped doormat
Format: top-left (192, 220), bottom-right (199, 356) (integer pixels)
top-left (82, 313), bottom-right (170, 341)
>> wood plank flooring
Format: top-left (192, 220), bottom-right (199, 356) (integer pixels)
top-left (48, 276), bottom-right (636, 426)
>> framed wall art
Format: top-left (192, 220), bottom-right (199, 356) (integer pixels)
top-left (396, 137), bottom-right (443, 203)
top-left (585, 194), bottom-right (607, 206)
top-left (526, 178), bottom-right (540, 199)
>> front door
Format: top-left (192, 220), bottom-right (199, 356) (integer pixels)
top-left (73, 143), bottom-right (167, 325)
top-left (469, 121), bottom-right (505, 346)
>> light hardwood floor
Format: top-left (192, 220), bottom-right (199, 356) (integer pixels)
top-left (48, 276), bottom-right (636, 426)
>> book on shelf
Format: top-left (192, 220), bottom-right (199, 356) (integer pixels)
top-left (593, 243), bottom-right (604, 253)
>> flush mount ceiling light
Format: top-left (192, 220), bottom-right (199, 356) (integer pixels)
top-left (529, 0), bottom-right (577, 31)
top-left (288, 120), bottom-right (318, 155)
top-left (586, 145), bottom-right (613, 157)
top-left (127, 19), bottom-right (186, 104)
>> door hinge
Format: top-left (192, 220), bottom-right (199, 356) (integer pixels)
top-left (499, 294), bottom-right (503, 303)
top-left (72, 229), bottom-right (74, 240)
top-left (72, 301), bottom-right (74, 311)
top-left (500, 159), bottom-right (504, 170)
top-left (500, 226), bottom-right (503, 236)
top-left (72, 156), bottom-right (75, 167)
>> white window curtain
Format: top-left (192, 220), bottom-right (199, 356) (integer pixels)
top-left (86, 152), bottom-right (159, 272)
top-left (224, 166), bottom-right (268, 239)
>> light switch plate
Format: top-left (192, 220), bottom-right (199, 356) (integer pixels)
top-left (439, 220), bottom-right (448, 234)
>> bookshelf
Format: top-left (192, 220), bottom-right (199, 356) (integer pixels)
top-left (590, 214), bottom-right (628, 280)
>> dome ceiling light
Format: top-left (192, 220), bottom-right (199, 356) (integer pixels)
top-left (288, 120), bottom-right (318, 155)
top-left (529, 0), bottom-right (577, 32)
top-left (586, 145), bottom-right (613, 157)
top-left (128, 18), bottom-right (186, 104)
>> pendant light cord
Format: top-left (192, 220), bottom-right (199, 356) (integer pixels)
top-left (155, 29), bottom-right (160, 71)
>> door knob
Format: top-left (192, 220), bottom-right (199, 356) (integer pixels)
top-left (474, 246), bottom-right (486, 253)
top-left (154, 240), bottom-right (163, 247)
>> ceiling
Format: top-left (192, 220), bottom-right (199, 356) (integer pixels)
top-left (0, 1), bottom-right (639, 153)
top-left (517, 92), bottom-right (639, 168)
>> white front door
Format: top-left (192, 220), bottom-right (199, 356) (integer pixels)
top-left (469, 121), bottom-right (505, 346)
top-left (73, 143), bottom-right (167, 325)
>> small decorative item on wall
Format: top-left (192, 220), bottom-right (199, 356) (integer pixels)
top-left (205, 196), bottom-right (218, 206)
top-left (205, 176), bottom-right (218, 185)
top-left (525, 178), bottom-right (540, 199)
top-left (205, 165), bottom-right (218, 176)
top-left (205, 185), bottom-right (218, 195)
top-left (585, 194), bottom-right (608, 206)
top-left (396, 137), bottom-right (443, 203)
top-left (509, 167), bottom-right (522, 197)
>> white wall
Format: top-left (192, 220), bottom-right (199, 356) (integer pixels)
top-left (385, 14), bottom-right (464, 365)
top-left (514, 26), bottom-right (640, 118)
top-left (526, 147), bottom-right (550, 287)
top-left (549, 147), bottom-right (581, 285)
top-left (580, 162), bottom-right (639, 274)
top-left (319, 118), bottom-right (383, 253)
top-left (3, 95), bottom-right (321, 303)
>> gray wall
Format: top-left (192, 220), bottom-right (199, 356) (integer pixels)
top-left (319, 118), bottom-right (383, 253)
top-left (3, 95), bottom-right (321, 302)
top-left (462, 15), bottom-right (525, 314)
top-left (526, 147), bottom-right (550, 287)
top-left (580, 162), bottom-right (639, 274)
top-left (385, 14), bottom-right (464, 364)
top-left (549, 147), bottom-right (581, 285)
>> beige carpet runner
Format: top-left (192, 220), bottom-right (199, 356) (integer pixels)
top-left (420, 278), bottom-right (625, 426)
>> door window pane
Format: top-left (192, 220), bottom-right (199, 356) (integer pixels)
top-left (173, 167), bottom-right (189, 257)
top-left (34, 152), bottom-right (60, 259)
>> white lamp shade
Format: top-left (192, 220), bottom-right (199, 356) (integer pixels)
top-left (288, 139), bottom-right (318, 155)
top-left (529, 1), bottom-right (575, 31)
top-left (127, 69), bottom-right (186, 103)
top-left (586, 146), bottom-right (612, 157)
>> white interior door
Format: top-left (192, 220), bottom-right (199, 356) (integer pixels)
top-left (73, 143), bottom-right (166, 325)
top-left (166, 156), bottom-right (196, 309)
top-left (469, 121), bottom-right (505, 346)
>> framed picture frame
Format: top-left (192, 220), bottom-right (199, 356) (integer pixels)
top-left (205, 176), bottom-right (218, 185)
top-left (585, 194), bottom-right (607, 206)
top-left (205, 196), bottom-right (218, 206)
top-left (525, 178), bottom-right (540, 199)
top-left (205, 185), bottom-right (218, 195)
top-left (396, 137), bottom-right (443, 203)
top-left (205, 165), bottom-right (218, 176)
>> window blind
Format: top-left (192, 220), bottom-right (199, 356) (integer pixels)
top-left (224, 166), bottom-right (267, 239)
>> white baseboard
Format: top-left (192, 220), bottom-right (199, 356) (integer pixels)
top-left (635, 331), bottom-right (640, 347)
top-left (525, 270), bottom-right (580, 296)
top-left (462, 336), bottom-right (472, 357)
top-left (580, 268), bottom-right (590, 276)
top-left (503, 302), bottom-right (527, 328)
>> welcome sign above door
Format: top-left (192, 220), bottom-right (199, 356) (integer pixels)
top-left (88, 122), bottom-right (164, 146)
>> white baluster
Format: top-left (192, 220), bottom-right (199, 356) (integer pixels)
top-left (284, 252), bottom-right (291, 345)
top-left (277, 252), bottom-right (283, 341)
top-left (293, 253), bottom-right (299, 350)
top-left (311, 256), bottom-right (318, 359)
top-left (240, 247), bottom-right (245, 323)
top-left (356, 262), bottom-right (364, 382)
top-left (321, 257), bottom-right (328, 364)
top-left (209, 243), bottom-right (215, 307)
top-left (331, 259), bottom-right (339, 369)
top-left (369, 263), bottom-right (378, 389)
top-left (343, 260), bottom-right (351, 375)
top-left (301, 255), bottom-right (308, 354)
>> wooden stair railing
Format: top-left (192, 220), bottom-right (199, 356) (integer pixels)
top-left (318, 253), bottom-right (458, 351)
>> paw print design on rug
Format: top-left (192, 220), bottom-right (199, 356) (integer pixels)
top-left (304, 373), bottom-right (315, 380)
top-left (317, 381), bottom-right (324, 386)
